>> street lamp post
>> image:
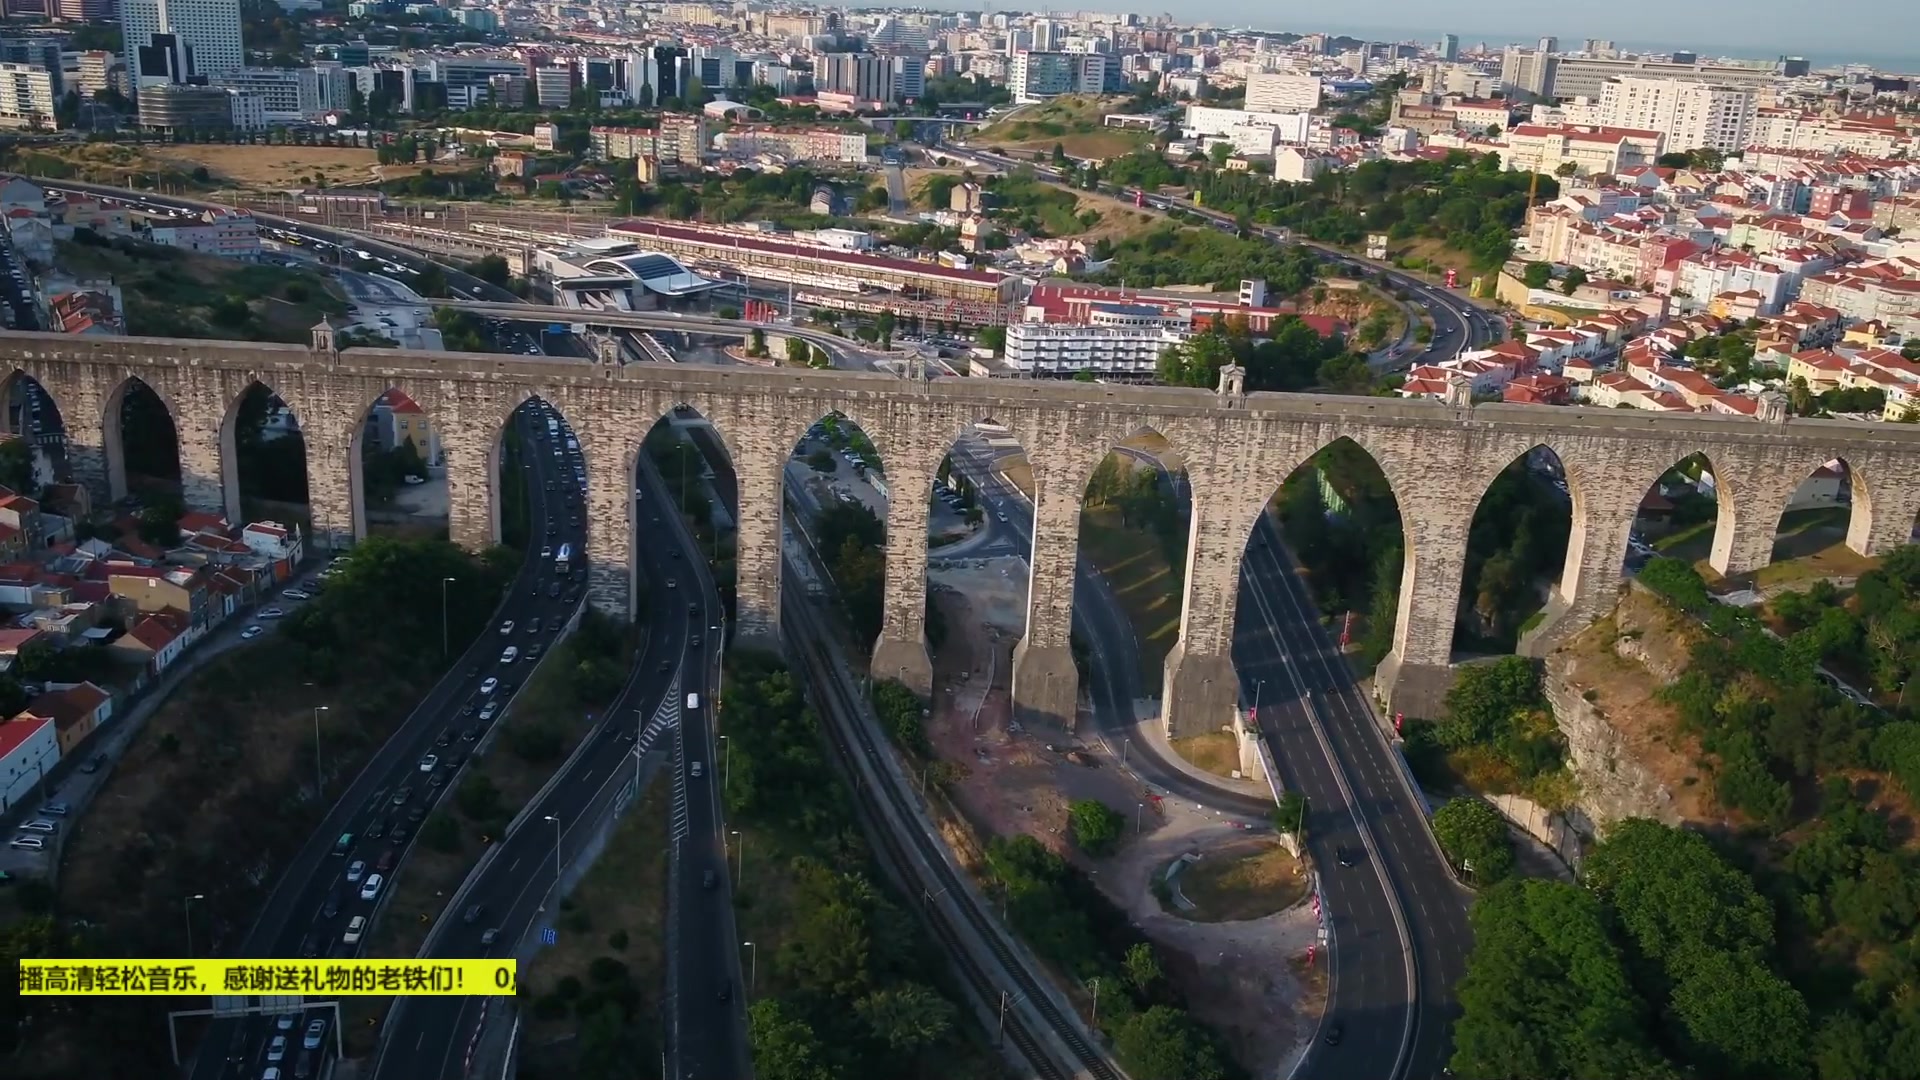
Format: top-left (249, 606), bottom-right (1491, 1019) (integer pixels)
top-left (720, 734), bottom-right (731, 793)
top-left (440, 576), bottom-right (456, 658)
top-left (742, 940), bottom-right (756, 995)
top-left (1136, 802), bottom-right (1145, 836)
top-left (731, 829), bottom-right (744, 883)
top-left (312, 705), bottom-right (329, 798)
top-left (544, 813), bottom-right (562, 887)
top-left (184, 893), bottom-right (205, 958)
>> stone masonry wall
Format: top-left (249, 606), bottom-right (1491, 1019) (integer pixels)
top-left (1, 329), bottom-right (1917, 739)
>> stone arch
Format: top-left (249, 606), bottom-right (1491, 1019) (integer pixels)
top-left (1761, 455), bottom-right (1865, 568)
top-left (489, 392), bottom-right (583, 551)
top-left (0, 368), bottom-right (69, 493)
top-left (344, 381), bottom-right (444, 541)
top-left (639, 400), bottom-right (742, 625)
top-left (1450, 443), bottom-right (1576, 655)
top-left (218, 378), bottom-right (311, 527)
top-left (102, 374), bottom-right (183, 505)
top-left (1241, 432), bottom-right (1410, 671)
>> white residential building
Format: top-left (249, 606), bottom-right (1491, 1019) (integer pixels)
top-left (1003, 305), bottom-right (1190, 378)
top-left (211, 67), bottom-right (324, 122)
top-left (1183, 104), bottom-right (1310, 144)
top-left (1503, 124), bottom-right (1664, 176)
top-left (0, 714), bottom-right (57, 814)
top-left (0, 63), bottom-right (57, 129)
top-left (1595, 76), bottom-right (1757, 154)
top-left (1244, 72), bottom-right (1321, 113)
top-left (1009, 51), bottom-right (1105, 102)
top-left (122, 0), bottom-right (243, 87)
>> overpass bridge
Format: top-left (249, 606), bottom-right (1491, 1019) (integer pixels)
top-left (3, 325), bottom-right (1916, 730)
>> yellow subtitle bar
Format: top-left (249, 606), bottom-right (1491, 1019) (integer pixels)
top-left (17, 959), bottom-right (517, 996)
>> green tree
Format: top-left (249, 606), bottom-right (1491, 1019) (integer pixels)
top-left (747, 998), bottom-right (834, 1080)
top-left (1068, 798), bottom-right (1126, 855)
top-left (854, 982), bottom-right (957, 1052)
top-left (1122, 942), bottom-right (1162, 994)
top-left (1560, 266), bottom-right (1589, 294)
top-left (1431, 798), bottom-right (1515, 883)
top-left (1522, 261), bottom-right (1553, 290)
top-left (1271, 790), bottom-right (1306, 835)
top-left (1451, 879), bottom-right (1677, 1080)
top-left (1111, 1005), bottom-right (1230, 1080)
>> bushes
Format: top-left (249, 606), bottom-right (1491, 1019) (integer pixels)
top-left (1436, 656), bottom-right (1565, 788)
top-left (1067, 799), bottom-right (1126, 857)
top-left (870, 680), bottom-right (931, 758)
top-left (1430, 798), bottom-right (1514, 884)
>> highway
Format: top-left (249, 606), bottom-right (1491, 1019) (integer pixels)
top-left (370, 411), bottom-right (742, 1080)
top-left (188, 406), bottom-right (587, 1080)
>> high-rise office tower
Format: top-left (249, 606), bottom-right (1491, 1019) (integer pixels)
top-left (122, 0), bottom-right (243, 88)
top-left (1438, 34), bottom-right (1459, 61)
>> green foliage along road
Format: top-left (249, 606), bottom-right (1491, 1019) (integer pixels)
top-left (721, 655), bottom-right (992, 1080)
top-left (1430, 799), bottom-right (1514, 885)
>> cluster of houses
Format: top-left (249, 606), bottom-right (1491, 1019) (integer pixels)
top-left (0, 474), bottom-right (305, 813)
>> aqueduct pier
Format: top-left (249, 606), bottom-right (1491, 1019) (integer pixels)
top-left (9, 324), bottom-right (1920, 727)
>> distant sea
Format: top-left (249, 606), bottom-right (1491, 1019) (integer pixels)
top-left (1281, 21), bottom-right (1920, 74)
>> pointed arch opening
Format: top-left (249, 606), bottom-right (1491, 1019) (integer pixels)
top-left (348, 387), bottom-right (446, 540)
top-left (783, 409), bottom-right (887, 649)
top-left (1245, 434), bottom-right (1408, 670)
top-left (1075, 429), bottom-right (1191, 694)
top-left (0, 370), bottom-right (67, 496)
top-left (1761, 458), bottom-right (1879, 579)
top-left (222, 382), bottom-right (308, 529)
top-left (494, 394), bottom-right (581, 553)
top-left (106, 375), bottom-right (181, 506)
top-left (643, 403), bottom-right (740, 625)
top-left (922, 417), bottom-right (1032, 738)
top-left (1451, 445), bottom-right (1574, 656)
top-left (1625, 452), bottom-right (1720, 576)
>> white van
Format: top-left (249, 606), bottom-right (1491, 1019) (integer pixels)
top-left (343, 916), bottom-right (366, 944)
top-left (501, 646), bottom-right (519, 664)
top-left (685, 692), bottom-right (700, 710)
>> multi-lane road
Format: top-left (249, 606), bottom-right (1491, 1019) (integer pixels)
top-left (188, 406), bottom-right (585, 1080)
top-left (372, 413), bottom-right (740, 1080)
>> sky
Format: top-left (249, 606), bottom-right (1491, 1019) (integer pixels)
top-left (992, 0), bottom-right (1920, 69)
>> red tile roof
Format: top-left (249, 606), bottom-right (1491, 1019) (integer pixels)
top-left (125, 616), bottom-right (180, 651)
top-left (0, 714), bottom-right (50, 760)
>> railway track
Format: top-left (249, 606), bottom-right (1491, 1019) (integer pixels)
top-left (779, 583), bottom-right (1122, 1080)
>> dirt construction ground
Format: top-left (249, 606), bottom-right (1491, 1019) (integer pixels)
top-left (924, 559), bottom-right (1324, 1078)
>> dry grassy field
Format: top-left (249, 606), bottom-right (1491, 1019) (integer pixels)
top-left (144, 144), bottom-right (427, 188)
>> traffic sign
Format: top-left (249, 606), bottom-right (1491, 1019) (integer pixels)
top-left (540, 926), bottom-right (557, 946)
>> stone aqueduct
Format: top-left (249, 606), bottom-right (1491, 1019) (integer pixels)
top-left (7, 324), bottom-right (1920, 728)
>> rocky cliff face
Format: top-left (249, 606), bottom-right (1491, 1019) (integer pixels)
top-left (1547, 584), bottom-right (1709, 836)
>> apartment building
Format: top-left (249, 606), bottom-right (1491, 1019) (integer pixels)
top-left (716, 126), bottom-right (869, 164)
top-left (0, 62), bottom-right (56, 129)
top-left (1548, 54), bottom-right (1779, 101)
top-left (1183, 104), bottom-right (1310, 143)
top-left (122, 0), bottom-right (242, 86)
top-left (147, 208), bottom-right (260, 260)
top-left (1244, 71), bottom-right (1320, 112)
top-left (813, 52), bottom-right (893, 103)
top-left (1594, 77), bottom-right (1758, 153)
top-left (1003, 305), bottom-right (1192, 378)
top-left (1448, 98), bottom-right (1513, 133)
top-left (210, 67), bottom-right (326, 122)
top-left (1009, 51), bottom-right (1105, 102)
top-left (1503, 124), bottom-right (1664, 176)
top-left (1798, 259), bottom-right (1920, 333)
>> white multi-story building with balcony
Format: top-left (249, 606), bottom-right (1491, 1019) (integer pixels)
top-left (1003, 304), bottom-right (1191, 378)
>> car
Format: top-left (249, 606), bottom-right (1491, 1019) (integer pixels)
top-left (460, 728), bottom-right (479, 743)
top-left (1323, 1021), bottom-right (1344, 1046)
top-left (448, 751), bottom-right (469, 769)
top-left (479, 701), bottom-right (500, 721)
top-left (267, 1036), bottom-right (288, 1062)
top-left (8, 837), bottom-right (42, 850)
top-left (688, 603), bottom-right (699, 616)
top-left (38, 803), bottom-right (68, 817)
top-left (365, 819), bottom-right (386, 840)
top-left (419, 754), bottom-right (438, 772)
top-left (540, 546), bottom-right (551, 558)
top-left (408, 806), bottom-right (426, 824)
top-left (360, 874), bottom-right (383, 900)
top-left (997, 512), bottom-right (1009, 523)
top-left (18, 820), bottom-right (54, 833)
top-left (284, 590), bottom-right (310, 601)
top-left (667, 578), bottom-right (678, 590)
top-left (480, 928), bottom-right (500, 945)
top-left (548, 582), bottom-right (562, 598)
top-left (428, 772), bottom-right (447, 788)
top-left (1336, 848), bottom-right (1357, 868)
top-left (392, 786), bottom-right (413, 806)
top-left (303, 1018), bottom-right (326, 1050)
top-left (376, 850), bottom-right (397, 873)
top-left (716, 981), bottom-right (731, 1003)
top-left (463, 904), bottom-right (485, 924)
top-left (436, 729), bottom-right (453, 747)
top-left (527, 616), bottom-right (542, 632)
top-left (690, 761), bottom-right (704, 778)
top-left (501, 646), bottom-right (519, 664)
top-left (527, 643), bottom-right (543, 659)
top-left (691, 635), bottom-right (702, 648)
top-left (241, 626), bottom-right (265, 640)
top-left (480, 677), bottom-right (499, 695)
top-left (499, 620), bottom-right (515, 636)
top-left (80, 753), bottom-right (107, 774)
top-left (460, 701), bottom-right (476, 716)
top-left (702, 869), bottom-right (717, 890)
top-left (467, 665), bottom-right (482, 679)
top-left (258, 607), bottom-right (285, 619)
top-left (299, 932), bottom-right (319, 958)
top-left (275, 1013), bottom-right (297, 1032)
top-left (658, 659), bottom-right (671, 672)
top-left (346, 859), bottom-right (367, 883)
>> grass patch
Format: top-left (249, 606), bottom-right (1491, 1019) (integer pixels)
top-left (56, 234), bottom-right (347, 343)
top-left (519, 776), bottom-right (669, 1071)
top-left (972, 94), bottom-right (1150, 159)
top-left (1169, 731), bottom-right (1242, 779)
top-left (1752, 542), bottom-right (1879, 591)
top-left (1079, 507), bottom-right (1185, 685)
top-left (1176, 840), bottom-right (1310, 923)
